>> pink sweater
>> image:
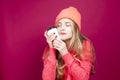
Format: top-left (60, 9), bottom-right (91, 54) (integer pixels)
top-left (42, 40), bottom-right (92, 80)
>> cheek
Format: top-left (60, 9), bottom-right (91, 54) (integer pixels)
top-left (67, 29), bottom-right (73, 37)
top-left (57, 28), bottom-right (60, 32)
top-left (69, 32), bottom-right (73, 38)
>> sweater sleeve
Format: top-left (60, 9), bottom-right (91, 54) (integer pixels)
top-left (62, 41), bottom-right (92, 80)
top-left (42, 46), bottom-right (56, 80)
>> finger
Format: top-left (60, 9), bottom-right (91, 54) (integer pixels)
top-left (54, 39), bottom-right (63, 46)
top-left (44, 31), bottom-right (48, 38)
top-left (53, 40), bottom-right (61, 46)
top-left (47, 32), bottom-right (55, 38)
top-left (54, 43), bottom-right (63, 51)
top-left (49, 34), bottom-right (57, 42)
top-left (53, 40), bottom-right (64, 49)
top-left (53, 44), bottom-right (60, 50)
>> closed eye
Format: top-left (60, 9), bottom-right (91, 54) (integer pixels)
top-left (65, 22), bottom-right (71, 27)
top-left (56, 22), bottom-right (62, 27)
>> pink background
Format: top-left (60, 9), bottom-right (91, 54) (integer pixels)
top-left (0, 0), bottom-right (120, 80)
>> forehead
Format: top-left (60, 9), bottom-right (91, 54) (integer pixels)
top-left (58, 18), bottom-right (73, 23)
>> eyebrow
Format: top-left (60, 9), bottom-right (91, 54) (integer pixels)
top-left (65, 22), bottom-right (71, 24)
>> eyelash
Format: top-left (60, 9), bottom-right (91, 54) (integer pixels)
top-left (56, 24), bottom-right (61, 27)
top-left (66, 24), bottom-right (71, 27)
top-left (57, 23), bottom-right (71, 27)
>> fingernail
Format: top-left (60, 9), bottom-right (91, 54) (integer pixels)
top-left (55, 36), bottom-right (57, 38)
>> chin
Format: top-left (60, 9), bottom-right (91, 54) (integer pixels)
top-left (61, 38), bottom-right (66, 41)
top-left (61, 37), bottom-right (70, 41)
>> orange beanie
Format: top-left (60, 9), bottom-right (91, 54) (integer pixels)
top-left (55, 6), bottom-right (81, 31)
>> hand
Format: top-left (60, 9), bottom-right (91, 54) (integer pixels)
top-left (44, 31), bottom-right (57, 48)
top-left (53, 39), bottom-right (68, 56)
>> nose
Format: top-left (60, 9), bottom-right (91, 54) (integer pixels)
top-left (60, 25), bottom-right (65, 30)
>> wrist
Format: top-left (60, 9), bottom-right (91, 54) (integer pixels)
top-left (60, 49), bottom-right (68, 56)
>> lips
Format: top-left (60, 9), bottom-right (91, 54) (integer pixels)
top-left (60, 32), bottom-right (66, 35)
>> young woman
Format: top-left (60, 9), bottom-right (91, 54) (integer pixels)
top-left (42, 6), bottom-right (96, 80)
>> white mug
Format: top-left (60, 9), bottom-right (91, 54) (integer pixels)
top-left (47, 27), bottom-right (61, 40)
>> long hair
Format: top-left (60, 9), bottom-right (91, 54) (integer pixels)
top-left (56, 21), bottom-right (96, 80)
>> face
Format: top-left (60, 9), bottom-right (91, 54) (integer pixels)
top-left (56, 18), bottom-right (74, 41)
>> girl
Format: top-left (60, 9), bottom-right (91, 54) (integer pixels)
top-left (42, 6), bottom-right (95, 80)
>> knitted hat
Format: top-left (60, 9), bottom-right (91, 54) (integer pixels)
top-left (55, 6), bottom-right (81, 31)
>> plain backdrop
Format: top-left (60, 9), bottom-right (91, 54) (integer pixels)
top-left (0, 0), bottom-right (120, 80)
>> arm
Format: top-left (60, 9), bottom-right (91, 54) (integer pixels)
top-left (62, 53), bottom-right (91, 80)
top-left (62, 41), bottom-right (92, 80)
top-left (42, 46), bottom-right (56, 80)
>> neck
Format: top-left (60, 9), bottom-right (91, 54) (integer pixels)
top-left (64, 39), bottom-right (70, 49)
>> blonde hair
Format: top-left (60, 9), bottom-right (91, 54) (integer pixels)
top-left (56, 20), bottom-right (96, 80)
